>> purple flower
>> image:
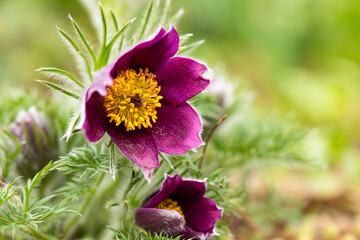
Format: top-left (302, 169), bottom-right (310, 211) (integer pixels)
top-left (134, 174), bottom-right (222, 240)
top-left (81, 27), bottom-right (209, 178)
top-left (10, 107), bottom-right (50, 178)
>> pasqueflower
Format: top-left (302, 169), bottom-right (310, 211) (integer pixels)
top-left (10, 107), bottom-right (50, 178)
top-left (135, 174), bottom-right (222, 239)
top-left (81, 27), bottom-right (209, 178)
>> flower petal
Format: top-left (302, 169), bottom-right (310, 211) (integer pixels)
top-left (135, 208), bottom-right (185, 237)
top-left (155, 57), bottom-right (210, 106)
top-left (172, 179), bottom-right (206, 199)
top-left (150, 103), bottom-right (203, 155)
top-left (170, 179), bottom-right (222, 234)
top-left (112, 26), bottom-right (179, 75)
top-left (81, 63), bottom-right (114, 142)
top-left (105, 124), bottom-right (159, 178)
top-left (182, 226), bottom-right (207, 240)
top-left (144, 174), bottom-right (183, 208)
top-left (87, 62), bottom-right (115, 97)
top-left (81, 93), bottom-right (106, 142)
top-left (179, 197), bottom-right (222, 234)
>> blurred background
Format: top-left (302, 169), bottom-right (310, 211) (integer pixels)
top-left (1, 0), bottom-right (360, 239)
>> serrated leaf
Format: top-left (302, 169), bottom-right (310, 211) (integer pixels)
top-left (57, 145), bottom-right (108, 179)
top-left (0, 177), bottom-right (20, 206)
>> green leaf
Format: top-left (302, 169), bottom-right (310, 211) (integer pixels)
top-left (0, 177), bottom-right (20, 206)
top-left (118, 35), bottom-right (124, 53)
top-left (61, 112), bottom-right (81, 142)
top-left (177, 40), bottom-right (205, 55)
top-left (36, 80), bottom-right (81, 100)
top-left (159, 153), bottom-right (174, 170)
top-left (57, 27), bottom-right (92, 79)
top-left (99, 2), bottom-right (107, 55)
top-left (169, 8), bottom-right (184, 25)
top-left (57, 145), bottom-right (108, 180)
top-left (144, 0), bottom-right (161, 37)
top-left (100, 18), bottom-right (136, 66)
top-left (110, 10), bottom-right (119, 31)
top-left (160, 0), bottom-right (172, 26)
top-left (68, 14), bottom-right (97, 67)
top-left (36, 67), bottom-right (84, 88)
top-left (179, 33), bottom-right (193, 43)
top-left (137, 0), bottom-right (153, 41)
top-left (23, 161), bottom-right (59, 213)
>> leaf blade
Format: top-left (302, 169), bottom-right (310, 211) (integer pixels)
top-left (37, 67), bottom-right (84, 88)
top-left (68, 14), bottom-right (97, 67)
top-left (36, 80), bottom-right (80, 100)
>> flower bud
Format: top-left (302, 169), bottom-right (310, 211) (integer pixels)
top-left (10, 107), bottom-right (51, 178)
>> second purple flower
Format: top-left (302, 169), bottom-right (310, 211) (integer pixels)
top-left (81, 27), bottom-right (210, 178)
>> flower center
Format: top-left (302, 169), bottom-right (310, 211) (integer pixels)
top-left (103, 68), bottom-right (163, 131)
top-left (155, 198), bottom-right (186, 224)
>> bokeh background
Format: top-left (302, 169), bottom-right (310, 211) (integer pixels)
top-left (1, 0), bottom-right (360, 239)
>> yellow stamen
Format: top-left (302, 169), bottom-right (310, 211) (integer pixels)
top-left (104, 68), bottom-right (163, 131)
top-left (155, 198), bottom-right (186, 225)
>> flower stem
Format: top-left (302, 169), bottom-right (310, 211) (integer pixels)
top-left (122, 172), bottom-right (137, 201)
top-left (198, 114), bottom-right (228, 170)
top-left (22, 228), bottom-right (53, 240)
top-left (61, 173), bottom-right (105, 239)
top-left (110, 142), bottom-right (116, 180)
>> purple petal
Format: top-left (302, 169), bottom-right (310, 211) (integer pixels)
top-left (170, 179), bottom-right (222, 234)
top-left (155, 57), bottom-right (210, 106)
top-left (182, 226), bottom-right (207, 240)
top-left (150, 103), bottom-right (203, 155)
top-left (135, 208), bottom-right (185, 237)
top-left (178, 196), bottom-right (222, 234)
top-left (81, 93), bottom-right (106, 142)
top-left (81, 63), bottom-right (114, 142)
top-left (172, 179), bottom-right (206, 199)
top-left (112, 26), bottom-right (179, 75)
top-left (87, 62), bottom-right (115, 97)
top-left (144, 174), bottom-right (183, 208)
top-left (105, 124), bottom-right (159, 178)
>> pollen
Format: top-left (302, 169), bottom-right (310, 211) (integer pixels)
top-left (103, 68), bottom-right (163, 131)
top-left (155, 198), bottom-right (186, 224)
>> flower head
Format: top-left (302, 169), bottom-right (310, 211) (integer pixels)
top-left (10, 107), bottom-right (50, 178)
top-left (81, 27), bottom-right (210, 178)
top-left (134, 174), bottom-right (222, 240)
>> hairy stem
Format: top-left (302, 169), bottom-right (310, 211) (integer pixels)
top-left (198, 114), bottom-right (228, 169)
top-left (61, 173), bottom-right (105, 239)
top-left (22, 228), bottom-right (53, 240)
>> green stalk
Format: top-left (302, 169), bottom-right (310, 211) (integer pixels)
top-left (62, 173), bottom-right (105, 238)
top-left (110, 142), bottom-right (116, 180)
top-left (22, 228), bottom-right (53, 240)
